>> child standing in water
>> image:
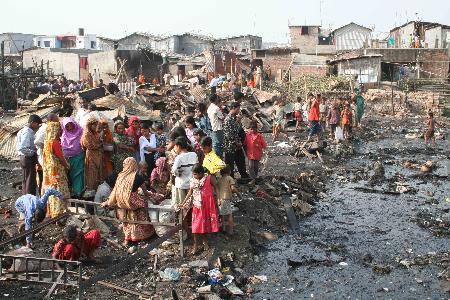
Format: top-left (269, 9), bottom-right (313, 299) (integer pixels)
top-left (179, 165), bottom-right (219, 255)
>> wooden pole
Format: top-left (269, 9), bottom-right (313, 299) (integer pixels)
top-left (1, 41), bottom-right (4, 109)
top-left (390, 64), bottom-right (395, 116)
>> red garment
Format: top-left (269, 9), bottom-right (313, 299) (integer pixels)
top-left (125, 116), bottom-right (141, 151)
top-left (52, 140), bottom-right (65, 161)
top-left (191, 175), bottom-right (219, 234)
top-left (308, 100), bottom-right (320, 121)
top-left (102, 127), bottom-right (114, 175)
top-left (52, 230), bottom-right (101, 261)
top-left (244, 132), bottom-right (266, 161)
top-left (341, 110), bottom-right (352, 125)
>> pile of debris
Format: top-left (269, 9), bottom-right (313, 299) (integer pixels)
top-left (264, 75), bottom-right (353, 101)
top-left (364, 89), bottom-right (433, 117)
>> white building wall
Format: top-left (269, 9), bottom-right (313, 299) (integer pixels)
top-left (34, 36), bottom-right (57, 48)
top-left (399, 23), bottom-right (415, 48)
top-left (425, 26), bottom-right (442, 48)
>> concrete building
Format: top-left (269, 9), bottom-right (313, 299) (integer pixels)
top-left (34, 29), bottom-right (97, 50)
top-left (424, 24), bottom-right (450, 48)
top-left (329, 54), bottom-right (382, 84)
top-left (389, 21), bottom-right (441, 48)
top-left (88, 49), bottom-right (163, 83)
top-left (251, 48), bottom-right (328, 82)
top-left (22, 48), bottom-right (100, 80)
top-left (116, 32), bottom-right (158, 50)
top-left (214, 35), bottom-right (262, 53)
top-left (331, 22), bottom-right (372, 51)
top-left (330, 48), bottom-right (450, 81)
top-left (117, 32), bottom-right (213, 55)
top-left (97, 36), bottom-right (117, 51)
top-left (0, 33), bottom-right (35, 55)
top-left (288, 25), bottom-right (335, 55)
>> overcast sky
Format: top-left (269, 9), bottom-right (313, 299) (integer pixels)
top-left (1, 0), bottom-right (449, 43)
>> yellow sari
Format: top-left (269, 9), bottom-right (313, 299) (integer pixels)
top-left (42, 121), bottom-right (70, 218)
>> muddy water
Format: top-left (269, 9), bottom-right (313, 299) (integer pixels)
top-left (251, 121), bottom-right (450, 299)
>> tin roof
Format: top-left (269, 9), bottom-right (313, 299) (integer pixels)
top-left (0, 106), bottom-right (60, 160)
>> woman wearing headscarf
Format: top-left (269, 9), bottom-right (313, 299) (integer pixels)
top-left (101, 157), bottom-right (157, 246)
top-left (61, 117), bottom-right (84, 198)
top-left (99, 119), bottom-right (114, 176)
top-left (125, 116), bottom-right (141, 162)
top-left (81, 117), bottom-right (103, 197)
top-left (111, 120), bottom-right (135, 173)
top-left (150, 157), bottom-right (170, 196)
top-left (42, 121), bottom-right (70, 218)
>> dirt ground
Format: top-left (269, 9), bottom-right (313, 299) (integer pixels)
top-left (2, 98), bottom-right (450, 299)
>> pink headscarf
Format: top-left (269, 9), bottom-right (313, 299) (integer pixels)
top-left (125, 116), bottom-right (141, 149)
top-left (61, 117), bottom-right (83, 157)
top-left (151, 157), bottom-right (169, 183)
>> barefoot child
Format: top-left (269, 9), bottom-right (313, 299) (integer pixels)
top-left (179, 165), bottom-right (219, 255)
top-left (341, 105), bottom-right (352, 140)
top-left (244, 120), bottom-right (267, 184)
top-left (218, 166), bottom-right (239, 234)
top-left (425, 111), bottom-right (438, 146)
top-left (293, 96), bottom-right (303, 132)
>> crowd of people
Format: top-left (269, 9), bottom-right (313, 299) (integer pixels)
top-left (14, 86), bottom-right (269, 258)
top-left (276, 89), bottom-right (366, 143)
top-left (14, 68), bottom-right (374, 261)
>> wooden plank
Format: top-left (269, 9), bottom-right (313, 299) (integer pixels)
top-left (282, 195), bottom-right (298, 231)
top-left (45, 272), bottom-right (64, 299)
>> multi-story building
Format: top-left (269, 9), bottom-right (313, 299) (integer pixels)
top-left (34, 28), bottom-right (97, 50)
top-left (0, 33), bottom-right (35, 55)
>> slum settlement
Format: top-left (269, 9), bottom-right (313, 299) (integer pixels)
top-left (1, 20), bottom-right (450, 299)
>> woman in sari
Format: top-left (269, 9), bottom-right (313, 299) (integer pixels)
top-left (42, 121), bottom-right (70, 218)
top-left (101, 157), bottom-right (157, 246)
top-left (81, 117), bottom-right (103, 197)
top-left (125, 116), bottom-right (141, 162)
top-left (61, 117), bottom-right (84, 198)
top-left (100, 119), bottom-right (114, 176)
top-left (150, 157), bottom-right (170, 196)
top-left (111, 120), bottom-right (135, 173)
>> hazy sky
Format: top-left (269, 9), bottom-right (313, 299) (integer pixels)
top-left (1, 0), bottom-right (449, 43)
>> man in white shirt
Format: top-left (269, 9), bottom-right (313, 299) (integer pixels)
top-left (209, 75), bottom-right (221, 94)
top-left (207, 94), bottom-right (225, 157)
top-left (74, 98), bottom-right (90, 127)
top-left (16, 115), bottom-right (42, 195)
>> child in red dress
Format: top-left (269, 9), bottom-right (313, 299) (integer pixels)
top-left (52, 225), bottom-right (101, 262)
top-left (179, 164), bottom-right (219, 255)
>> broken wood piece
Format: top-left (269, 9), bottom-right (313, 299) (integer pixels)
top-left (352, 187), bottom-right (400, 195)
top-left (282, 195), bottom-right (299, 231)
top-left (316, 151), bottom-right (323, 163)
top-left (301, 148), bottom-right (315, 159)
top-left (45, 272), bottom-right (64, 299)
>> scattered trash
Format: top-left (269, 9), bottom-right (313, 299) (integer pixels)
top-left (159, 268), bottom-right (181, 282)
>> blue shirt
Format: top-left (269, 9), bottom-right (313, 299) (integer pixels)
top-left (16, 126), bottom-right (37, 156)
top-left (15, 188), bottom-right (63, 243)
top-left (195, 115), bottom-right (212, 135)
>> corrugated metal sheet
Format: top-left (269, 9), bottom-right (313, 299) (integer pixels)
top-left (0, 106), bottom-right (60, 160)
top-left (92, 95), bottom-right (161, 121)
top-left (335, 23), bottom-right (371, 51)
